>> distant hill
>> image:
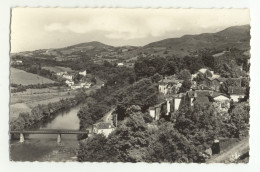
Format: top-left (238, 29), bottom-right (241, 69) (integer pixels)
top-left (12, 25), bottom-right (250, 59)
top-left (61, 41), bottom-right (113, 50)
top-left (143, 25), bottom-right (250, 57)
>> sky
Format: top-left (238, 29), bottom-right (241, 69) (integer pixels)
top-left (11, 8), bottom-right (250, 53)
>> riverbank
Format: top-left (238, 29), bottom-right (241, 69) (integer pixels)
top-left (10, 136), bottom-right (79, 162)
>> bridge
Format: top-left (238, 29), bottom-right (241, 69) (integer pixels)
top-left (10, 129), bottom-right (90, 144)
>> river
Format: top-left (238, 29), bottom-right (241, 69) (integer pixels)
top-left (10, 105), bottom-right (81, 162)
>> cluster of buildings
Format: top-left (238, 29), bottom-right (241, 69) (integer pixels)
top-left (11, 60), bottom-right (23, 65)
top-left (158, 75), bottom-right (183, 95)
top-left (151, 68), bottom-right (248, 121)
top-left (56, 70), bottom-right (91, 90)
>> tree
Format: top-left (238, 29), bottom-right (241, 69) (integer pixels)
top-left (220, 78), bottom-right (240, 95)
top-left (178, 79), bottom-right (192, 93)
top-left (106, 106), bottom-right (150, 162)
top-left (91, 77), bottom-right (97, 84)
top-left (146, 122), bottom-right (203, 163)
top-left (228, 102), bottom-right (250, 138)
top-left (73, 73), bottom-right (83, 84)
top-left (177, 69), bottom-right (191, 80)
top-left (151, 73), bottom-right (163, 83)
top-left (174, 104), bottom-right (223, 154)
top-left (202, 54), bottom-right (215, 69)
top-left (77, 134), bottom-right (119, 162)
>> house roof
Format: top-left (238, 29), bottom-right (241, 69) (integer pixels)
top-left (193, 96), bottom-right (211, 104)
top-left (172, 93), bottom-right (185, 98)
top-left (213, 94), bottom-right (230, 101)
top-left (212, 74), bottom-right (221, 79)
top-left (192, 84), bottom-right (212, 91)
top-left (206, 77), bottom-right (227, 82)
top-left (159, 78), bottom-right (183, 85)
top-left (216, 77), bottom-right (227, 82)
top-left (228, 86), bottom-right (246, 95)
top-left (199, 68), bottom-right (208, 74)
top-left (187, 90), bottom-right (221, 98)
top-left (94, 122), bottom-right (114, 129)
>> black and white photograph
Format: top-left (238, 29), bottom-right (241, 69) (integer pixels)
top-left (9, 8), bottom-right (250, 163)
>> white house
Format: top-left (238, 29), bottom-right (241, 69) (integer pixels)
top-left (65, 80), bottom-right (74, 86)
top-left (117, 63), bottom-right (124, 66)
top-left (84, 83), bottom-right (91, 89)
top-left (228, 87), bottom-right (246, 102)
top-left (79, 70), bottom-right (87, 76)
top-left (71, 84), bottom-right (81, 90)
top-left (56, 71), bottom-right (67, 76)
top-left (92, 122), bottom-right (115, 137)
top-left (230, 95), bottom-right (245, 102)
top-left (149, 107), bottom-right (156, 119)
top-left (63, 74), bottom-right (73, 80)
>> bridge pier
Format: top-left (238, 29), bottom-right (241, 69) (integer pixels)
top-left (19, 133), bottom-right (24, 143)
top-left (57, 133), bottom-right (61, 145)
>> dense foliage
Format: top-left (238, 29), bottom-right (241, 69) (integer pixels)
top-left (77, 77), bottom-right (159, 131)
top-left (78, 101), bottom-right (250, 162)
top-left (10, 83), bottom-right (64, 93)
top-left (134, 48), bottom-right (249, 79)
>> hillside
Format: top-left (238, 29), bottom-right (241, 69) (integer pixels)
top-left (144, 25), bottom-right (250, 57)
top-left (12, 25), bottom-right (250, 60)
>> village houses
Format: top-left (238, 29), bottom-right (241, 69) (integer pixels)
top-left (56, 71), bottom-right (67, 76)
top-left (11, 60), bottom-right (23, 65)
top-left (62, 74), bottom-right (73, 80)
top-left (117, 62), bottom-right (124, 66)
top-left (158, 76), bottom-right (183, 95)
top-left (65, 80), bottom-right (74, 87)
top-left (79, 70), bottom-right (87, 76)
top-left (150, 67), bottom-right (247, 121)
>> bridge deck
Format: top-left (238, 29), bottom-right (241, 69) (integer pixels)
top-left (10, 129), bottom-right (90, 134)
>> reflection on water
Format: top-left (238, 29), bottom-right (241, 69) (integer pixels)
top-left (10, 105), bottom-right (81, 161)
top-left (29, 107), bottom-right (80, 140)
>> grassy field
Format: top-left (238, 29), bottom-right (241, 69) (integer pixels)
top-left (10, 103), bottom-right (31, 120)
top-left (10, 76), bottom-right (103, 121)
top-left (10, 68), bottom-right (55, 85)
top-left (10, 87), bottom-right (76, 120)
top-left (11, 88), bottom-right (75, 106)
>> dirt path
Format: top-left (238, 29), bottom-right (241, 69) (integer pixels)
top-left (207, 137), bottom-right (249, 163)
top-left (101, 108), bottom-right (115, 123)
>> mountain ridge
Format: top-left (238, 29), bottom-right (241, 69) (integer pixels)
top-left (12, 25), bottom-right (250, 59)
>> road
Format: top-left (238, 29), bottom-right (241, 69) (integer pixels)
top-left (101, 107), bottom-right (115, 123)
top-left (207, 136), bottom-right (249, 163)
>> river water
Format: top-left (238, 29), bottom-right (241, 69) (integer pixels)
top-left (10, 106), bottom-right (81, 161)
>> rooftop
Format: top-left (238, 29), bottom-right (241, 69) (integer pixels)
top-left (94, 122), bottom-right (114, 129)
top-left (228, 86), bottom-right (246, 95)
top-left (193, 96), bottom-right (211, 104)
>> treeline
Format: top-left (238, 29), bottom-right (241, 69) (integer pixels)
top-left (134, 48), bottom-right (249, 79)
top-left (10, 90), bottom-right (88, 131)
top-left (78, 102), bottom-right (250, 163)
top-left (10, 82), bottom-right (65, 93)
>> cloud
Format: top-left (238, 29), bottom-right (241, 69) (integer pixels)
top-left (43, 14), bottom-right (188, 40)
top-left (43, 9), bottom-right (250, 40)
top-left (12, 8), bottom-right (250, 52)
top-left (44, 23), bottom-right (67, 32)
